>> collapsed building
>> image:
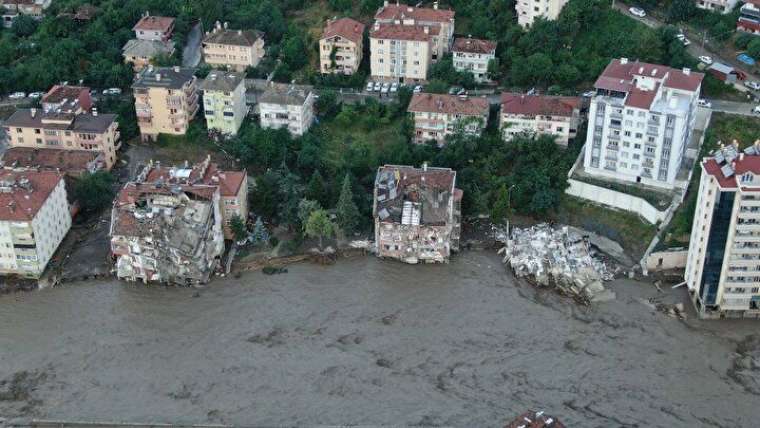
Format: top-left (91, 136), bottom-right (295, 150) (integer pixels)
top-left (373, 164), bottom-right (462, 264)
top-left (504, 410), bottom-right (566, 428)
top-left (109, 168), bottom-right (225, 285)
top-left (499, 224), bottom-right (614, 303)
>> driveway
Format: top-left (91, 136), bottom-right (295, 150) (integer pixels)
top-left (182, 22), bottom-right (203, 68)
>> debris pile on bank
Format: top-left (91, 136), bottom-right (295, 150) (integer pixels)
top-left (498, 223), bottom-right (615, 304)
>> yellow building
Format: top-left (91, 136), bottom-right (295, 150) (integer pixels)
top-left (200, 70), bottom-right (248, 136)
top-left (370, 23), bottom-right (433, 83)
top-left (202, 22), bottom-right (265, 72)
top-left (132, 66), bottom-right (199, 142)
top-left (373, 2), bottom-right (455, 62)
top-left (319, 17), bottom-right (365, 75)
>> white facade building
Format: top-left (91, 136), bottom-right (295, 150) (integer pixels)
top-left (258, 83), bottom-right (315, 136)
top-left (451, 37), bottom-right (496, 83)
top-left (685, 143), bottom-right (760, 319)
top-left (516, 0), bottom-right (569, 28)
top-left (696, 0), bottom-right (739, 14)
top-left (408, 93), bottom-right (489, 146)
top-left (0, 169), bottom-right (71, 278)
top-left (583, 58), bottom-right (704, 190)
top-left (374, 1), bottom-right (455, 62)
top-left (500, 93), bottom-right (582, 147)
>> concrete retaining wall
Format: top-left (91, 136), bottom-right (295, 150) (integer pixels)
top-left (646, 249), bottom-right (688, 272)
top-left (565, 179), bottom-right (668, 224)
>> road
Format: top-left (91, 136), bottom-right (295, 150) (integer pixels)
top-left (709, 99), bottom-right (759, 116)
top-left (182, 22), bottom-right (203, 68)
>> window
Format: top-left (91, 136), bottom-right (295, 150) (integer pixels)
top-left (635, 133), bottom-right (643, 139)
top-left (624, 131), bottom-right (631, 137)
top-left (634, 143), bottom-right (641, 149)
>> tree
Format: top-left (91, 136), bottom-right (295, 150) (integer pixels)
top-left (314, 90), bottom-right (340, 119)
top-left (748, 39), bottom-right (760, 60)
top-left (250, 217), bottom-right (270, 246)
top-left (11, 15), bottom-right (37, 37)
top-left (335, 173), bottom-right (361, 234)
top-left (491, 184), bottom-right (511, 224)
top-left (297, 198), bottom-right (320, 226)
top-left (251, 171), bottom-right (281, 220)
top-left (304, 209), bottom-right (334, 250)
top-left (305, 170), bottom-right (329, 207)
top-left (72, 171), bottom-right (115, 214)
top-left (229, 215), bottom-right (248, 242)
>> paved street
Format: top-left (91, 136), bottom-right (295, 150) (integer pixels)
top-left (182, 22), bottom-right (203, 68)
top-left (708, 99), bottom-right (759, 116)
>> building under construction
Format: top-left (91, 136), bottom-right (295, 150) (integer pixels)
top-left (373, 164), bottom-right (462, 264)
top-left (109, 171), bottom-right (225, 286)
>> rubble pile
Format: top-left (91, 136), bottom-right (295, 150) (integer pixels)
top-left (498, 223), bottom-right (615, 304)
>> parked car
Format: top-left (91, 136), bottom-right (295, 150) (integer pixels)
top-left (390, 82), bottom-right (398, 93)
top-left (456, 88), bottom-right (466, 96)
top-left (102, 88), bottom-right (122, 95)
top-left (753, 105), bottom-right (760, 115)
top-left (380, 83), bottom-right (390, 94)
top-left (681, 37), bottom-right (691, 46)
top-left (581, 90), bottom-right (596, 98)
top-left (629, 7), bottom-right (646, 17)
top-left (373, 81), bottom-right (382, 92)
top-left (448, 86), bottom-right (462, 95)
top-left (746, 81), bottom-right (760, 91)
top-left (698, 99), bottom-right (712, 108)
top-left (8, 92), bottom-right (26, 100)
top-left (413, 85), bottom-right (423, 93)
top-left (28, 92), bottom-right (43, 99)
top-left (366, 81), bottom-right (374, 92)
top-left (698, 56), bottom-right (713, 65)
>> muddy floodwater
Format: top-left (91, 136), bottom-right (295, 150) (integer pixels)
top-left (2, 251), bottom-right (760, 427)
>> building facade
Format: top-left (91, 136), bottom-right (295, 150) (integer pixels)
top-left (258, 83), bottom-right (315, 136)
top-left (582, 58), bottom-right (704, 190)
top-left (369, 22), bottom-right (434, 83)
top-left (132, 66), bottom-right (199, 142)
top-left (319, 17), bottom-right (365, 75)
top-left (202, 22), bottom-right (265, 72)
top-left (685, 143), bottom-right (760, 319)
top-left (408, 93), bottom-right (489, 145)
top-left (200, 70), bottom-right (247, 137)
top-left (374, 1), bottom-right (455, 61)
top-left (452, 37), bottom-right (496, 83)
top-left (132, 13), bottom-right (174, 42)
top-left (2, 147), bottom-right (106, 177)
top-left (373, 164), bottom-right (462, 264)
top-left (0, 169), bottom-right (71, 278)
top-left (4, 108), bottom-right (120, 169)
top-left (1, 0), bottom-right (51, 28)
top-left (738, 0), bottom-right (760, 34)
top-left (516, 0), bottom-right (569, 28)
top-left (500, 93), bottom-right (582, 147)
top-left (697, 0), bottom-right (739, 13)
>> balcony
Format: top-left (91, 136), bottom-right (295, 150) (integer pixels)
top-left (606, 144), bottom-right (619, 151)
top-left (136, 109), bottom-right (152, 118)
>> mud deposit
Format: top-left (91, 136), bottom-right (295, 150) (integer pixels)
top-left (1, 251), bottom-right (759, 427)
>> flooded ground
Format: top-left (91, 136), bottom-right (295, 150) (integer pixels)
top-left (1, 251), bottom-right (759, 427)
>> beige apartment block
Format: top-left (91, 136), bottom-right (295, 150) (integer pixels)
top-left (374, 1), bottom-right (455, 61)
top-left (500, 93), bottom-right (582, 147)
top-left (3, 108), bottom-right (120, 169)
top-left (1, 0), bottom-right (51, 28)
top-left (408, 93), bottom-right (489, 145)
top-left (0, 169), bottom-right (71, 278)
top-left (516, 0), bottom-right (569, 28)
top-left (202, 22), bottom-right (265, 72)
top-left (370, 23), bottom-right (434, 83)
top-left (132, 66), bottom-right (199, 142)
top-left (319, 17), bottom-right (365, 75)
top-left (258, 83), bottom-right (315, 136)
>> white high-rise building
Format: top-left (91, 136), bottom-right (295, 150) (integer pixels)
top-left (583, 58), bottom-right (704, 190)
top-left (685, 143), bottom-right (760, 319)
top-left (516, 0), bottom-right (569, 28)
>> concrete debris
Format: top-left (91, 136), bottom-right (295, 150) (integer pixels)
top-left (498, 223), bottom-right (614, 304)
top-left (650, 298), bottom-right (687, 320)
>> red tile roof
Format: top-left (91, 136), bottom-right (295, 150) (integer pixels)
top-left (504, 411), bottom-right (565, 428)
top-left (0, 169), bottom-right (64, 221)
top-left (594, 58), bottom-right (704, 93)
top-left (452, 37), bottom-right (496, 54)
top-left (133, 15), bottom-right (175, 33)
top-left (375, 3), bottom-right (455, 22)
top-left (409, 93), bottom-right (489, 115)
top-left (144, 161), bottom-right (245, 197)
top-left (370, 23), bottom-right (438, 41)
top-left (322, 17), bottom-right (365, 44)
top-left (624, 83), bottom-right (659, 109)
top-left (703, 153), bottom-right (760, 189)
top-left (500, 93), bottom-right (580, 117)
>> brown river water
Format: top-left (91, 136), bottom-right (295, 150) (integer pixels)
top-left (1, 251), bottom-right (759, 427)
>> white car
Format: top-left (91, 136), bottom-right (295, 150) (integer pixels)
top-left (753, 105), bottom-right (760, 115)
top-left (8, 92), bottom-right (26, 100)
top-left (28, 92), bottom-right (43, 99)
top-left (390, 82), bottom-right (398, 93)
top-left (373, 81), bottom-right (382, 92)
top-left (629, 7), bottom-right (646, 18)
top-left (746, 81), bottom-right (760, 91)
top-left (698, 99), bottom-right (712, 108)
top-left (699, 56), bottom-right (713, 65)
top-left (380, 83), bottom-right (390, 94)
top-left (681, 38), bottom-right (691, 46)
top-left (102, 88), bottom-right (122, 95)
top-left (581, 90), bottom-right (596, 98)
top-left (413, 85), bottom-right (423, 93)
top-left (365, 81), bottom-right (374, 92)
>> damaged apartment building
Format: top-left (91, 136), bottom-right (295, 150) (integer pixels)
top-left (373, 164), bottom-right (462, 264)
top-left (109, 163), bottom-right (228, 286)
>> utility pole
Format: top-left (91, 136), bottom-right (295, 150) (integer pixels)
top-left (702, 30), bottom-right (707, 49)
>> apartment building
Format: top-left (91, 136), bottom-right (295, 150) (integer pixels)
top-left (4, 108), bottom-right (120, 169)
top-left (697, 0), bottom-right (739, 14)
top-left (685, 142), bottom-right (760, 319)
top-left (500, 93), bottom-right (582, 147)
top-left (370, 22), bottom-right (435, 83)
top-left (132, 13), bottom-right (174, 42)
top-left (0, 169), bottom-right (71, 278)
top-left (258, 83), bottom-right (315, 136)
top-left (202, 21), bottom-right (265, 72)
top-left (408, 93), bottom-right (489, 145)
top-left (319, 17), bottom-right (365, 75)
top-left (374, 1), bottom-right (455, 61)
top-left (41, 84), bottom-right (92, 114)
top-left (109, 178), bottom-right (224, 286)
top-left (452, 36), bottom-right (496, 83)
top-left (1, 0), bottom-right (51, 28)
top-left (738, 0), bottom-right (760, 34)
top-left (132, 66), bottom-right (199, 142)
top-left (373, 164), bottom-right (462, 264)
top-left (582, 58), bottom-right (704, 190)
top-left (122, 39), bottom-right (176, 72)
top-left (200, 70), bottom-right (247, 137)
top-left (142, 156), bottom-right (248, 239)
top-left (516, 0), bottom-right (569, 28)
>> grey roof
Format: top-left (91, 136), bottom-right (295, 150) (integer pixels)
top-left (203, 28), bottom-right (263, 47)
top-left (133, 66), bottom-right (196, 90)
top-left (708, 62), bottom-right (733, 74)
top-left (122, 39), bottom-right (175, 58)
top-left (5, 109), bottom-right (117, 133)
top-left (200, 70), bottom-right (245, 92)
top-left (259, 83), bottom-right (313, 106)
